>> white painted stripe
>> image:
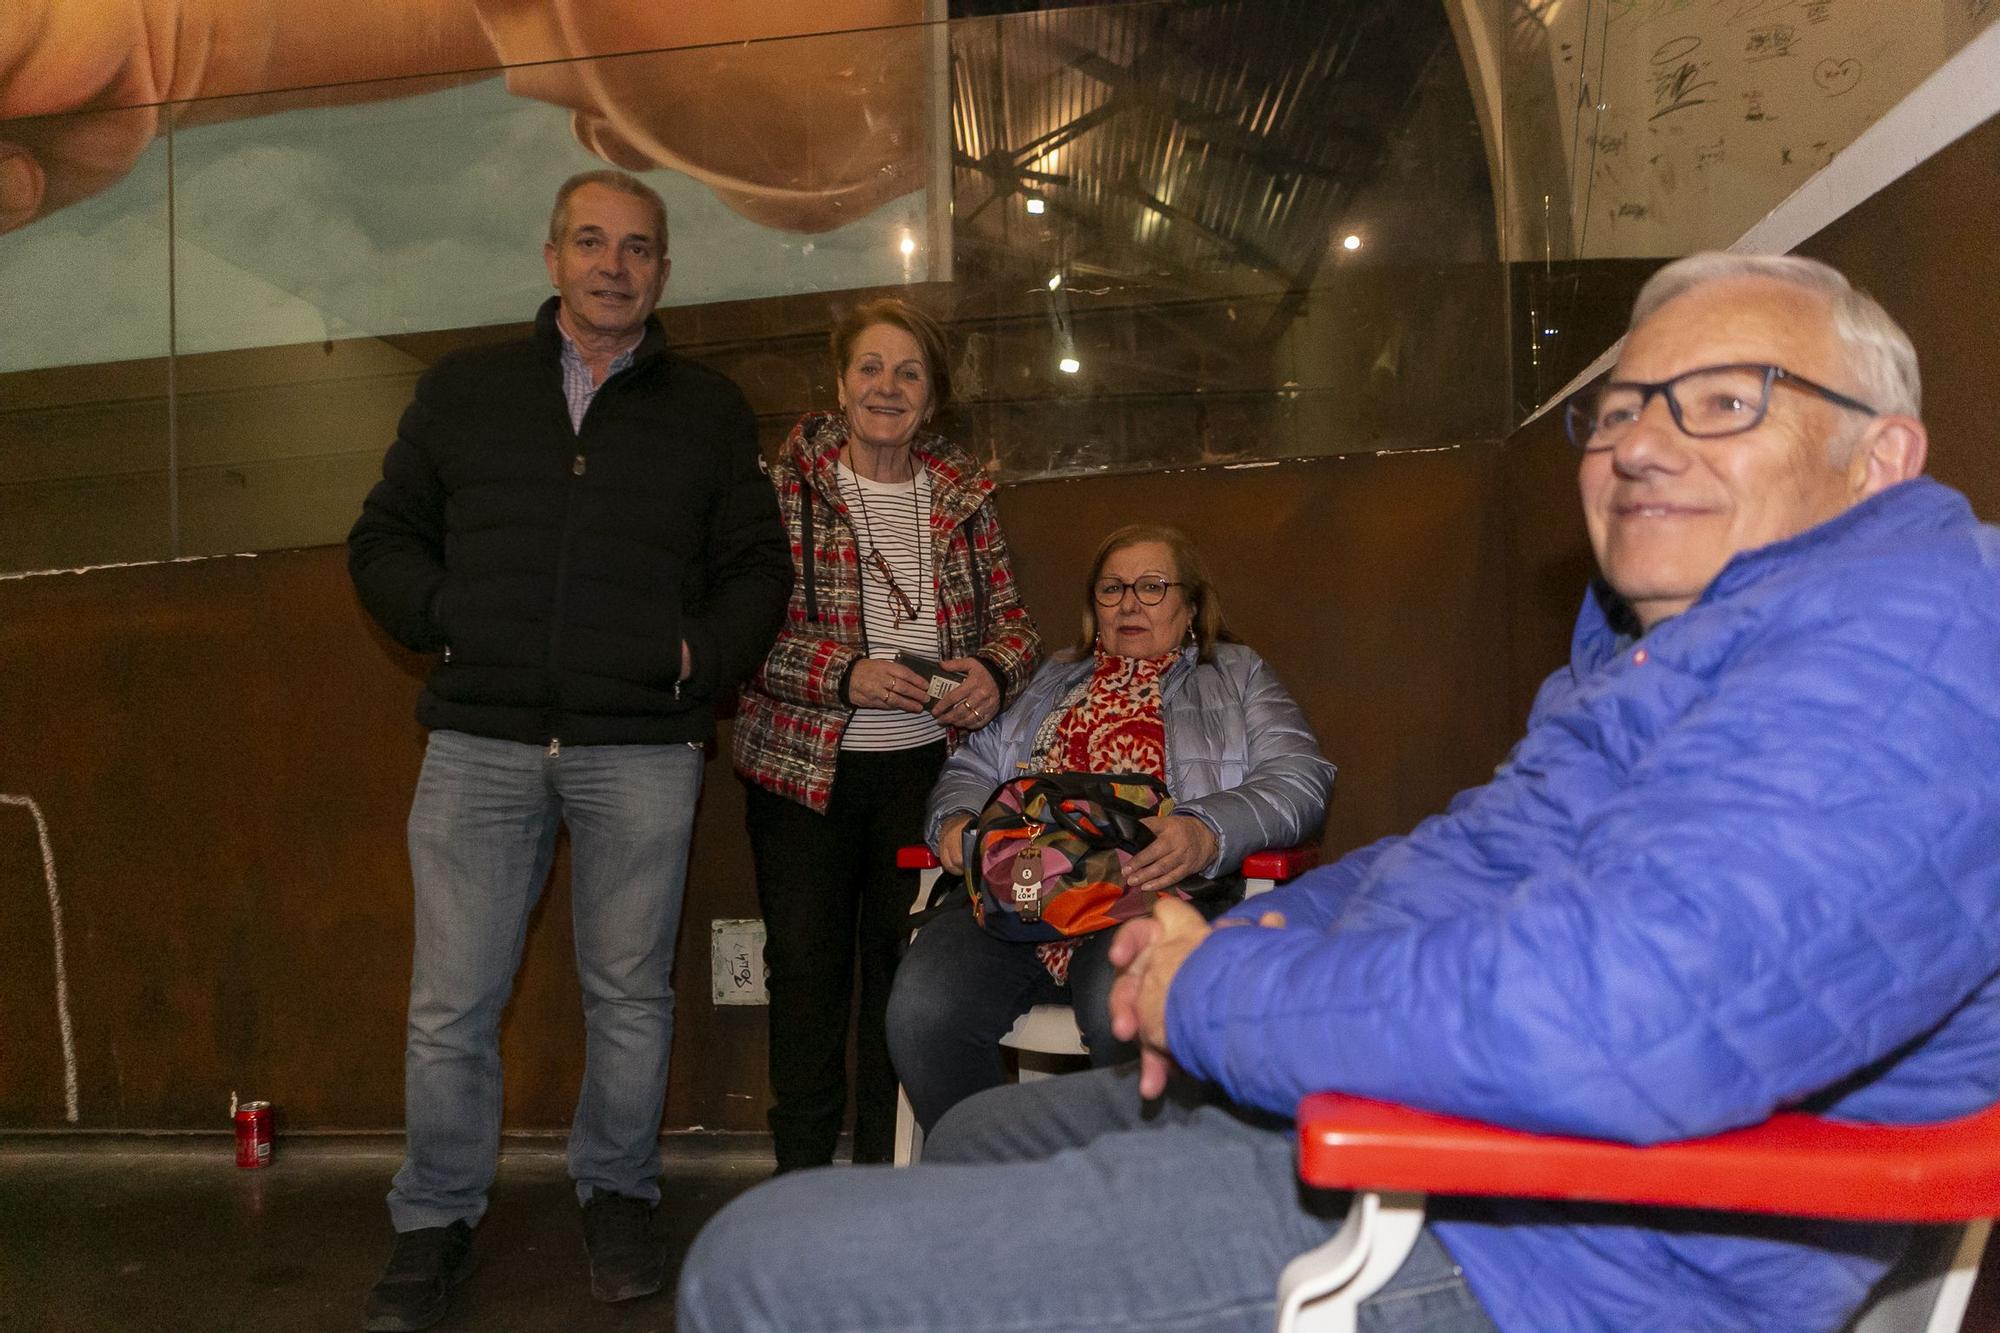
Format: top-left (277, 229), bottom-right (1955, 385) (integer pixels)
top-left (1525, 19), bottom-right (2000, 427)
top-left (0, 552), bottom-right (260, 582)
top-left (2, 794), bottom-right (79, 1123)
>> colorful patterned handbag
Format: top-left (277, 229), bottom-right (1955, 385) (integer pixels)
top-left (962, 772), bottom-right (1235, 941)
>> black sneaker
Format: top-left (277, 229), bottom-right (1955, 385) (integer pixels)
top-left (580, 1190), bottom-right (664, 1303)
top-left (363, 1220), bottom-right (475, 1332)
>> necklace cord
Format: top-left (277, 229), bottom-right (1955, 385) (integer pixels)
top-left (843, 445), bottom-right (929, 636)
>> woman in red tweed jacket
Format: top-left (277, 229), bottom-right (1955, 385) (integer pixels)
top-left (733, 298), bottom-right (1040, 1172)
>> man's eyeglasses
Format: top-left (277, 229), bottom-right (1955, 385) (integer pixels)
top-left (1564, 362), bottom-right (1879, 451)
top-left (1093, 576), bottom-right (1187, 607)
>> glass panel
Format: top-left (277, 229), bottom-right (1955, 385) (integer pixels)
top-left (1524, 1), bottom-right (1997, 260)
top-left (161, 26), bottom-right (939, 557)
top-left (0, 106), bottom-right (174, 573)
top-left (944, 1), bottom-right (1509, 479)
top-left (1476, 0), bottom-right (2000, 414)
top-left (0, 0), bottom-right (1710, 571)
top-left (7, 1), bottom-right (2000, 572)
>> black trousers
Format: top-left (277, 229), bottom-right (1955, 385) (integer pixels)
top-left (742, 742), bottom-right (947, 1170)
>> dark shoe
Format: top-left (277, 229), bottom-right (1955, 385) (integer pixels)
top-left (363, 1221), bottom-right (475, 1332)
top-left (581, 1190), bottom-right (664, 1303)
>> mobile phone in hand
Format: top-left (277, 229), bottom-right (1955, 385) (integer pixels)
top-left (893, 651), bottom-right (969, 701)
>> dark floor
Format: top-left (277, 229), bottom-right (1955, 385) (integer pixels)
top-left (5, 1137), bottom-right (1998, 1332)
top-left (0, 1136), bottom-right (770, 1333)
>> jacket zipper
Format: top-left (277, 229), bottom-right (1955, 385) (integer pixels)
top-left (1159, 650), bottom-right (1195, 798)
top-left (545, 371), bottom-right (602, 752)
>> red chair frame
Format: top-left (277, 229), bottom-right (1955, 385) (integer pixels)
top-left (1281, 1093), bottom-right (2000, 1332)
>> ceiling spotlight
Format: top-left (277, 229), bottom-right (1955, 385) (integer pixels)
top-left (1058, 356), bottom-right (1081, 374)
top-left (1025, 197), bottom-right (1047, 215)
top-left (1342, 234), bottom-right (1362, 251)
top-left (1047, 273), bottom-right (1062, 291)
top-left (898, 235), bottom-right (917, 257)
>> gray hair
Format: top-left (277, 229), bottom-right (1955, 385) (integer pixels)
top-left (548, 170), bottom-right (669, 254)
top-left (1630, 252), bottom-right (1920, 420)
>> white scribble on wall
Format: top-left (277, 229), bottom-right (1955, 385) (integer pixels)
top-left (1504, 0), bottom-right (2000, 258)
top-left (2, 793), bottom-right (79, 1122)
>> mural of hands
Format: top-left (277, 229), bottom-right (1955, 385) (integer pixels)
top-left (0, 0), bottom-right (925, 236)
top-left (0, 0), bottom-right (496, 234)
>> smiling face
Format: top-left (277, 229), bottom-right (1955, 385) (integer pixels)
top-left (1581, 275), bottom-right (1883, 630)
top-left (542, 182), bottom-right (669, 342)
top-left (837, 322), bottom-right (933, 453)
top-left (1092, 540), bottom-right (1194, 658)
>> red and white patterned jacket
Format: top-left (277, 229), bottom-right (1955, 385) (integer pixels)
top-left (732, 411), bottom-right (1042, 812)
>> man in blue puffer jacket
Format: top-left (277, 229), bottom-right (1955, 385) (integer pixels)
top-left (677, 255), bottom-right (2000, 1333)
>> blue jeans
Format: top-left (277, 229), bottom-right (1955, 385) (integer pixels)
top-left (387, 730), bottom-right (703, 1231)
top-left (677, 1065), bottom-right (1497, 1333)
top-left (887, 906), bottom-right (1134, 1131)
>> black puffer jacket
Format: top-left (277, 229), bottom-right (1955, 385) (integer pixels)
top-left (348, 297), bottom-right (792, 746)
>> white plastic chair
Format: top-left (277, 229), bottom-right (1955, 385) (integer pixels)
top-left (1277, 1092), bottom-right (2000, 1333)
top-left (891, 844), bottom-right (1317, 1165)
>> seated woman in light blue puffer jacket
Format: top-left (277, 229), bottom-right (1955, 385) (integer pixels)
top-left (886, 523), bottom-right (1336, 1132)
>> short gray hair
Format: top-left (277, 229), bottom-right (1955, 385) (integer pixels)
top-left (1630, 252), bottom-right (1921, 420)
top-left (548, 170), bottom-right (669, 253)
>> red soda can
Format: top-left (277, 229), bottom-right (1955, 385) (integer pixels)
top-left (234, 1101), bottom-right (273, 1169)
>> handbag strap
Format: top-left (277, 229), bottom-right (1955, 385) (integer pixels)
top-left (1019, 773), bottom-right (1162, 854)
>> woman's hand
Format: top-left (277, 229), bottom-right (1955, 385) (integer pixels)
top-left (937, 813), bottom-right (973, 874)
top-left (931, 657), bottom-right (1000, 729)
top-left (846, 658), bottom-right (931, 712)
top-left (1123, 815), bottom-right (1219, 895)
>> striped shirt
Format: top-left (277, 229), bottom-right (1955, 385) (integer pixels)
top-left (557, 327), bottom-right (639, 432)
top-left (835, 462), bottom-right (946, 752)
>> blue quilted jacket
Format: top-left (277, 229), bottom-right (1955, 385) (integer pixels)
top-left (1169, 478), bottom-right (2000, 1332)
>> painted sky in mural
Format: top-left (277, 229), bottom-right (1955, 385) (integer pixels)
top-left (0, 1), bottom-right (936, 372)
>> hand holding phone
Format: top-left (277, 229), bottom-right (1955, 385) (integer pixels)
top-left (893, 651), bottom-right (968, 701)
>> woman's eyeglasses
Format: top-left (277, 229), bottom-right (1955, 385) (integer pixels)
top-left (1092, 576), bottom-right (1187, 607)
top-left (864, 548), bottom-right (921, 624)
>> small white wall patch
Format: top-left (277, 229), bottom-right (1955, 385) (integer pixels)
top-left (710, 918), bottom-right (769, 1006)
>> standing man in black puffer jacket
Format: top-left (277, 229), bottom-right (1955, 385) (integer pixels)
top-left (347, 169), bottom-right (791, 1333)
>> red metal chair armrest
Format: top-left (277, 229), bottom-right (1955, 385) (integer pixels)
top-left (1242, 845), bottom-right (1318, 882)
top-left (904, 844), bottom-right (1315, 878)
top-left (897, 844), bottom-right (942, 870)
top-left (1296, 1093), bottom-right (2000, 1223)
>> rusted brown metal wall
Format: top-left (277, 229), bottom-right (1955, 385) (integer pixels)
top-left (0, 444), bottom-right (1515, 1132)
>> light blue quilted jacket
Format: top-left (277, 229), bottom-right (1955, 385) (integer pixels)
top-left (1170, 478), bottom-right (2000, 1332)
top-left (924, 642), bottom-right (1336, 876)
